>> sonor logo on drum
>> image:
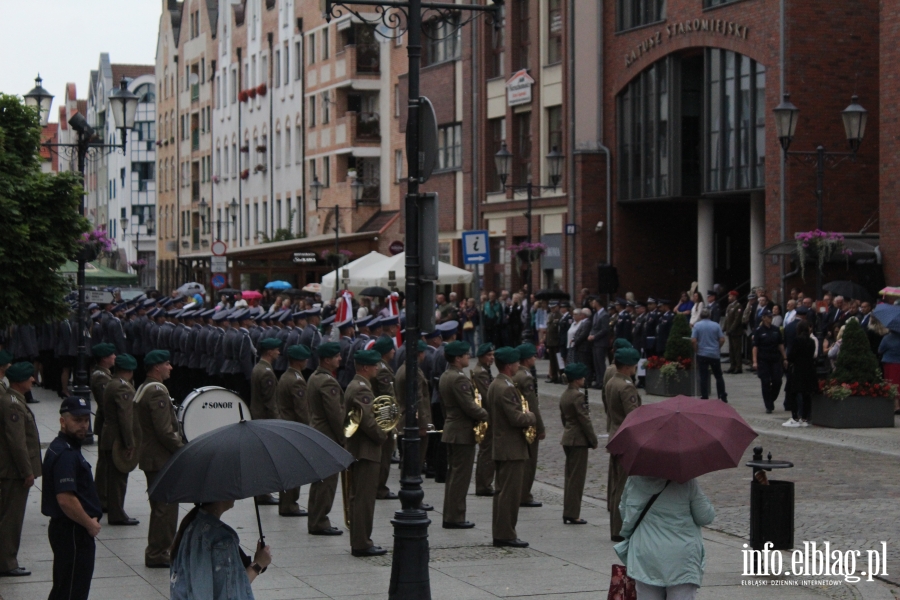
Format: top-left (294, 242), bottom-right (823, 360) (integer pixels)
top-left (201, 402), bottom-right (234, 409)
top-left (179, 387), bottom-right (251, 442)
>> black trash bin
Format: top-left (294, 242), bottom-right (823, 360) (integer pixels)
top-left (746, 446), bottom-right (794, 551)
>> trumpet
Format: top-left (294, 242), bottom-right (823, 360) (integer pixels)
top-left (516, 389), bottom-right (537, 444)
top-left (472, 386), bottom-right (489, 444)
top-left (344, 394), bottom-right (402, 438)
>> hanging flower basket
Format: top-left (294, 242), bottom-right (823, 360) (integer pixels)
top-left (128, 259), bottom-right (147, 272)
top-left (240, 169), bottom-right (250, 180)
top-left (240, 144), bottom-right (250, 153)
top-left (256, 144), bottom-right (267, 153)
top-left (257, 83), bottom-right (267, 96)
top-left (247, 88), bottom-right (257, 99)
top-left (794, 230), bottom-right (853, 280)
top-left (322, 249), bottom-right (353, 268)
top-left (254, 164), bottom-right (267, 173)
top-left (509, 242), bottom-right (548, 270)
top-left (77, 228), bottom-right (114, 263)
top-left (239, 90), bottom-right (249, 103)
top-left (212, 175), bottom-right (220, 184)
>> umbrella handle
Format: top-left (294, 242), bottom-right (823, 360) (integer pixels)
top-left (254, 497), bottom-right (265, 545)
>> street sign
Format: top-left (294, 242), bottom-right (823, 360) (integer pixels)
top-left (462, 230), bottom-right (490, 265)
top-left (210, 256), bottom-right (228, 273)
top-left (406, 96), bottom-right (438, 183)
top-left (389, 241), bottom-right (405, 255)
top-left (292, 251), bottom-right (317, 264)
top-left (211, 274), bottom-right (226, 289)
top-left (85, 290), bottom-right (114, 305)
top-left (565, 223), bottom-right (577, 236)
top-left (211, 240), bottom-right (228, 256)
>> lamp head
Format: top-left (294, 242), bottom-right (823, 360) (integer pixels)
top-left (546, 146), bottom-right (564, 188)
top-left (24, 74), bottom-right (54, 127)
top-left (842, 95), bottom-right (867, 154)
top-left (494, 141), bottom-right (512, 186)
top-left (351, 177), bottom-right (365, 203)
top-left (310, 176), bottom-right (324, 208)
top-left (68, 113), bottom-right (95, 139)
top-left (773, 93), bottom-right (799, 154)
top-left (109, 77), bottom-right (139, 131)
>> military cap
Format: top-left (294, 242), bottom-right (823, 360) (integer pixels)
top-left (354, 349), bottom-right (381, 366)
top-left (317, 341), bottom-right (341, 358)
top-left (91, 313), bottom-right (101, 321)
top-left (657, 298), bottom-right (671, 306)
top-left (445, 340), bottom-right (471, 358)
top-left (87, 303), bottom-right (99, 311)
top-left (355, 315), bottom-right (373, 328)
top-left (760, 308), bottom-right (774, 318)
top-left (160, 298), bottom-right (173, 307)
top-left (114, 303), bottom-right (127, 313)
top-left (286, 344), bottom-right (312, 360)
top-left (320, 315), bottom-right (336, 326)
top-left (647, 297), bottom-right (658, 305)
top-left (372, 337), bottom-right (395, 356)
top-left (143, 298), bottom-right (158, 308)
top-left (259, 338), bottom-right (282, 351)
top-left (167, 309), bottom-right (182, 318)
top-left (614, 347), bottom-right (641, 366)
top-left (146, 308), bottom-right (158, 318)
top-left (60, 395), bottom-right (92, 417)
top-left (616, 297), bottom-right (628, 306)
top-left (438, 321), bottom-right (459, 337)
top-left (549, 301), bottom-right (559, 308)
top-left (637, 301), bottom-right (648, 308)
top-left (493, 346), bottom-right (520, 365)
top-left (747, 292), bottom-right (757, 300)
top-left (212, 310), bottom-right (229, 322)
top-left (796, 306), bottom-right (810, 315)
top-left (728, 290), bottom-right (739, 297)
top-left (172, 294), bottom-right (186, 302)
top-left (476, 342), bottom-right (494, 357)
top-left (417, 340), bottom-right (428, 353)
top-left (306, 307), bottom-right (322, 317)
top-left (115, 354), bottom-right (137, 371)
top-left (424, 330), bottom-right (442, 340)
top-left (124, 307), bottom-right (137, 317)
top-left (614, 338), bottom-right (634, 350)
top-left (368, 317), bottom-right (383, 329)
top-left (6, 362), bottom-right (35, 383)
top-left (560, 301), bottom-right (571, 308)
top-left (254, 313), bottom-right (267, 324)
top-left (202, 308), bottom-right (217, 318)
top-left (706, 290), bottom-right (717, 297)
top-left (92, 343), bottom-right (116, 358)
top-left (564, 362), bottom-right (588, 381)
top-left (338, 320), bottom-right (356, 331)
top-left (0, 350), bottom-right (13, 365)
top-left (229, 309), bottom-right (245, 322)
top-left (517, 343), bottom-right (537, 360)
top-left (380, 315), bottom-right (399, 327)
top-left (144, 350), bottom-right (171, 367)
top-left (627, 300), bottom-right (637, 308)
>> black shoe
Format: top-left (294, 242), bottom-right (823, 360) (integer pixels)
top-left (493, 538), bottom-right (529, 548)
top-left (279, 509), bottom-right (308, 517)
top-left (475, 491), bottom-right (495, 497)
top-left (108, 517), bottom-right (140, 526)
top-left (0, 567), bottom-right (31, 577)
top-left (720, 397), bottom-right (728, 403)
top-left (420, 503), bottom-right (434, 511)
top-left (391, 454), bottom-right (400, 464)
top-left (352, 546), bottom-right (388, 557)
top-left (766, 409), bottom-right (773, 414)
top-left (377, 491), bottom-right (398, 500)
top-left (309, 527), bottom-right (343, 536)
top-left (563, 517), bottom-right (587, 525)
top-left (443, 521), bottom-right (476, 529)
top-left (520, 501), bottom-right (542, 508)
top-left (255, 494), bottom-right (279, 505)
top-left (611, 535), bottom-right (625, 542)
top-left (145, 562), bottom-right (171, 569)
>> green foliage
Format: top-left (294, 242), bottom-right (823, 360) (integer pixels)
top-left (831, 318), bottom-right (881, 385)
top-left (0, 94), bottom-right (89, 328)
top-left (664, 313), bottom-right (693, 363)
top-left (259, 209), bottom-right (305, 243)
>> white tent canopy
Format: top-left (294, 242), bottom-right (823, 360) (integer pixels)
top-left (350, 251), bottom-right (473, 288)
top-left (320, 251), bottom-right (389, 301)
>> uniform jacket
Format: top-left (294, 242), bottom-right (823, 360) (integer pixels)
top-left (237, 329), bottom-right (255, 380)
top-left (440, 368), bottom-right (488, 445)
top-left (307, 367), bottom-right (346, 444)
top-left (56, 318), bottom-right (78, 358)
top-left (589, 308), bottom-right (610, 345)
top-left (395, 363), bottom-right (430, 430)
top-left (250, 359), bottom-right (280, 420)
top-left (187, 324), bottom-right (203, 369)
top-left (723, 300), bottom-right (744, 335)
top-left (339, 334), bottom-right (365, 389)
top-left (615, 312), bottom-right (634, 341)
top-left (0, 388), bottom-right (42, 479)
top-left (91, 366), bottom-right (112, 437)
top-left (371, 361), bottom-right (395, 400)
top-left (545, 312), bottom-right (561, 347)
top-left (100, 377), bottom-right (140, 452)
top-left (429, 344), bottom-right (449, 406)
top-left (559, 386), bottom-right (598, 448)
top-left (344, 375), bottom-right (387, 462)
top-left (632, 312), bottom-right (648, 352)
top-left (488, 373), bottom-right (536, 461)
top-left (655, 312), bottom-right (674, 355)
top-left (298, 325), bottom-right (323, 372)
top-left (136, 378), bottom-right (184, 472)
top-left (276, 367), bottom-right (308, 424)
top-left (604, 372), bottom-right (641, 437)
top-left (512, 365), bottom-right (544, 435)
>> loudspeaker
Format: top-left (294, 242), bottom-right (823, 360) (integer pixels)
top-left (597, 264), bottom-right (619, 294)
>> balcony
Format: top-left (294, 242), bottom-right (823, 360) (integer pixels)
top-left (355, 43), bottom-right (380, 74)
top-left (191, 128), bottom-right (199, 151)
top-left (356, 112), bottom-right (380, 141)
top-left (191, 84), bottom-right (200, 103)
top-left (192, 181), bottom-right (200, 203)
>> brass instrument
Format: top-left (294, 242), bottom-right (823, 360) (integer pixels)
top-left (516, 389), bottom-right (537, 444)
top-left (343, 395), bottom-right (402, 438)
top-left (472, 385), bottom-right (489, 444)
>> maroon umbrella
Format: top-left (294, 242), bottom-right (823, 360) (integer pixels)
top-left (606, 395), bottom-right (758, 484)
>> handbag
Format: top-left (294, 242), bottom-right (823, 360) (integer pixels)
top-left (607, 480), bottom-right (671, 600)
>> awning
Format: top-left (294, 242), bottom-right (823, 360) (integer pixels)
top-left (59, 261), bottom-right (139, 286)
top-left (227, 230), bottom-right (379, 260)
top-left (762, 234), bottom-right (879, 259)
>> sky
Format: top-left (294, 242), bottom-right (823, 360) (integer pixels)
top-left (0, 1), bottom-right (162, 123)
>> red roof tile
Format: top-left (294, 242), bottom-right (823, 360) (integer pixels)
top-left (111, 64), bottom-right (155, 83)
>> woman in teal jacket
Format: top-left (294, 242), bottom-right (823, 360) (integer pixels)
top-left (614, 476), bottom-right (715, 599)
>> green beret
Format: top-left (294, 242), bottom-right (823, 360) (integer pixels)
top-left (417, 340), bottom-right (428, 353)
top-left (354, 349), bottom-right (381, 366)
top-left (92, 343), bottom-right (116, 358)
top-left (286, 344), bottom-right (311, 360)
top-left (476, 343), bottom-right (494, 357)
top-left (317, 342), bottom-right (341, 359)
top-left (517, 343), bottom-right (537, 361)
top-left (614, 338), bottom-right (633, 350)
top-left (0, 350), bottom-right (13, 365)
top-left (372, 337), bottom-right (395, 356)
top-left (494, 346), bottom-right (520, 365)
top-left (115, 354), bottom-right (137, 371)
top-left (259, 338), bottom-right (282, 351)
top-left (6, 362), bottom-right (34, 383)
top-left (564, 362), bottom-right (588, 381)
top-left (444, 340), bottom-right (471, 358)
top-left (614, 347), bottom-right (641, 366)
top-left (144, 350), bottom-right (171, 368)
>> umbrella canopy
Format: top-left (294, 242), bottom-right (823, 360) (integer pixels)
top-left (879, 287), bottom-right (900, 298)
top-left (823, 280), bottom-right (873, 302)
top-left (873, 303), bottom-right (900, 334)
top-left (217, 288), bottom-right (242, 296)
top-left (240, 290), bottom-right (263, 300)
top-left (320, 251), bottom-right (390, 301)
top-left (352, 251), bottom-right (473, 288)
top-left (607, 395), bottom-right (757, 484)
top-left (176, 282), bottom-right (207, 296)
top-left (360, 286), bottom-right (391, 298)
top-left (535, 289), bottom-right (571, 301)
top-left (265, 280), bottom-right (292, 290)
top-left (302, 283), bottom-right (322, 294)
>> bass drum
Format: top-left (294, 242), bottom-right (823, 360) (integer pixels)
top-left (177, 386), bottom-right (251, 442)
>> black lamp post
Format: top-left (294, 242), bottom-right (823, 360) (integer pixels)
top-left (214, 198), bottom-right (239, 241)
top-left (31, 75), bottom-right (138, 426)
top-left (494, 142), bottom-right (565, 291)
top-left (774, 93), bottom-right (868, 299)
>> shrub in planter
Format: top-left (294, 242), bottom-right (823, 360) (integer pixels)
top-left (664, 314), bottom-right (693, 363)
top-left (644, 314), bottom-right (694, 396)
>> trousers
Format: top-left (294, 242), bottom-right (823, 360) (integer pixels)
top-left (474, 435), bottom-right (495, 495)
top-left (592, 343), bottom-right (608, 388)
top-left (608, 455), bottom-right (627, 538)
top-left (0, 479), bottom-right (28, 572)
top-left (635, 581), bottom-right (699, 600)
top-left (563, 446), bottom-right (588, 520)
top-left (102, 450), bottom-right (131, 523)
top-left (349, 459), bottom-right (380, 551)
top-left (48, 517), bottom-right (96, 600)
top-left (308, 473), bottom-right (339, 532)
top-left (696, 355), bottom-right (727, 401)
top-left (728, 334), bottom-right (743, 371)
top-left (492, 459), bottom-right (525, 541)
top-left (443, 444), bottom-right (476, 523)
top-left (757, 358), bottom-right (784, 411)
top-left (521, 438), bottom-right (540, 504)
top-left (376, 433), bottom-right (395, 498)
top-left (279, 487), bottom-right (302, 514)
top-left (143, 470), bottom-right (178, 566)
top-left (547, 347), bottom-right (560, 381)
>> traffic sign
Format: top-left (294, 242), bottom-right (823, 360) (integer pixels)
top-left (211, 240), bottom-right (228, 256)
top-left (85, 290), bottom-right (114, 304)
top-left (210, 256), bottom-right (228, 273)
top-left (389, 241), bottom-right (405, 255)
top-left (462, 230), bottom-right (490, 265)
top-left (211, 274), bottom-right (227, 289)
top-left (292, 252), bottom-right (317, 264)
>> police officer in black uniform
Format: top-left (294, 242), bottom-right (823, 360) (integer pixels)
top-left (42, 396), bottom-right (103, 600)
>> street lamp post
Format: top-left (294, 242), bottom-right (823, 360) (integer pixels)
top-left (213, 198), bottom-right (240, 241)
top-left (494, 142), bottom-right (565, 291)
top-left (774, 93), bottom-right (868, 299)
top-left (28, 75), bottom-right (138, 418)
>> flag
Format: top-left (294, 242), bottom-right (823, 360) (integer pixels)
top-left (388, 292), bottom-right (402, 348)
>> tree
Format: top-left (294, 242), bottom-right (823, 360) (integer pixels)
top-left (831, 318), bottom-right (881, 385)
top-left (0, 94), bottom-right (88, 328)
top-left (664, 314), bottom-right (693, 363)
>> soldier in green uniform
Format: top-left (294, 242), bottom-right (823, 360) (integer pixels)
top-left (602, 339), bottom-right (633, 424)
top-left (489, 347), bottom-right (536, 548)
top-left (472, 343), bottom-right (495, 496)
top-left (545, 302), bottom-right (562, 383)
top-left (0, 362), bottom-right (42, 577)
top-left (513, 343), bottom-right (545, 507)
top-left (344, 350), bottom-right (389, 556)
top-left (0, 350), bottom-right (12, 391)
top-left (136, 350), bottom-right (184, 568)
top-left (604, 347), bottom-right (641, 541)
top-left (251, 338), bottom-right (282, 506)
top-left (306, 342), bottom-right (345, 536)
top-left (277, 344), bottom-right (311, 517)
top-left (559, 362), bottom-right (598, 525)
top-left (395, 340), bottom-right (432, 483)
top-left (100, 354), bottom-right (140, 525)
top-left (440, 341), bottom-right (489, 529)
top-left (89, 343), bottom-right (116, 512)
top-left (370, 337), bottom-right (398, 500)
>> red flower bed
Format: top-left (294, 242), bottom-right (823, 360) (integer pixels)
top-left (819, 379), bottom-right (897, 398)
top-left (645, 356), bottom-right (692, 370)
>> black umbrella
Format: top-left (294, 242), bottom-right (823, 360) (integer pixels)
top-left (217, 288), bottom-right (242, 296)
top-left (535, 289), bottom-right (571, 301)
top-left (823, 280), bottom-right (873, 302)
top-left (148, 417), bottom-right (353, 542)
top-left (360, 286), bottom-right (391, 298)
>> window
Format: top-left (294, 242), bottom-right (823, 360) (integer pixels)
top-left (216, 148), bottom-right (221, 177)
top-left (276, 200), bottom-right (282, 229)
top-left (486, 118), bottom-right (505, 192)
top-left (224, 145), bottom-right (229, 177)
top-left (261, 55), bottom-right (268, 87)
top-left (547, 0), bottom-right (563, 65)
top-left (285, 127), bottom-right (291, 166)
top-left (295, 41), bottom-right (303, 79)
top-left (275, 130), bottom-right (282, 167)
top-left (245, 205), bottom-right (250, 239)
top-left (309, 160), bottom-right (317, 186)
top-left (514, 112), bottom-right (532, 182)
top-left (284, 42), bottom-right (290, 84)
top-left (231, 68), bottom-right (237, 104)
top-left (394, 84), bottom-right (400, 117)
top-left (260, 134), bottom-right (268, 168)
top-left (438, 242), bottom-right (452, 265)
top-left (309, 97), bottom-right (316, 126)
top-left (132, 205), bottom-right (155, 226)
top-left (423, 15), bottom-right (461, 66)
top-left (132, 162), bottom-right (155, 191)
top-left (706, 0), bottom-right (739, 6)
top-left (395, 149), bottom-right (403, 182)
top-left (322, 92), bottom-right (330, 124)
top-left (437, 123), bottom-right (462, 170)
top-left (275, 50), bottom-right (281, 87)
top-left (322, 28), bottom-right (329, 59)
top-left (232, 142), bottom-right (238, 173)
top-left (296, 125), bottom-right (303, 164)
top-left (616, 0), bottom-right (665, 32)
top-left (263, 202), bottom-right (268, 236)
top-left (513, 0), bottom-right (530, 71)
top-left (488, 4), bottom-right (505, 78)
top-left (547, 106), bottom-right (562, 154)
top-left (309, 32), bottom-right (316, 64)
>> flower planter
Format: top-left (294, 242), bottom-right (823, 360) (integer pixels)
top-left (325, 255), bottom-right (350, 268)
top-left (77, 244), bottom-right (101, 263)
top-left (810, 394), bottom-right (895, 428)
top-left (645, 368), bottom-right (694, 397)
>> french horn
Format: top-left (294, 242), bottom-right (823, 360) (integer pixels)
top-left (344, 395), bottom-right (402, 438)
top-left (517, 389), bottom-right (537, 444)
top-left (472, 385), bottom-right (489, 444)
